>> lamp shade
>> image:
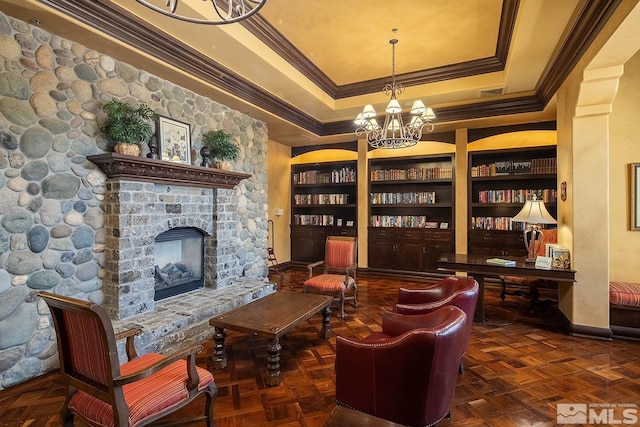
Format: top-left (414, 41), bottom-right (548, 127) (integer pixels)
top-left (385, 98), bottom-right (402, 114)
top-left (361, 104), bottom-right (377, 118)
top-left (423, 107), bottom-right (436, 120)
top-left (410, 100), bottom-right (427, 114)
top-left (511, 199), bottom-right (557, 224)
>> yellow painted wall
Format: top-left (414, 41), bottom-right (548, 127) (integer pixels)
top-left (266, 140), bottom-right (291, 264)
top-left (610, 50), bottom-right (640, 282)
top-left (467, 130), bottom-right (557, 151)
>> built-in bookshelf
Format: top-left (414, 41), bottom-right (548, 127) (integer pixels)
top-left (290, 161), bottom-right (357, 263)
top-left (368, 155), bottom-right (455, 273)
top-left (468, 147), bottom-right (557, 256)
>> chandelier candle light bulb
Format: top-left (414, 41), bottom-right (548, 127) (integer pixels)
top-left (355, 29), bottom-right (436, 149)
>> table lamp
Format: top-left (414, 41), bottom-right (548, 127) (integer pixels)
top-left (511, 195), bottom-right (557, 263)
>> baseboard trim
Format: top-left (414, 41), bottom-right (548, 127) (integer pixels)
top-left (553, 309), bottom-right (611, 340)
top-left (570, 323), bottom-right (612, 340)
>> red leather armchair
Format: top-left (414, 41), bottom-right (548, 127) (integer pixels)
top-left (335, 306), bottom-right (467, 427)
top-left (394, 276), bottom-right (479, 372)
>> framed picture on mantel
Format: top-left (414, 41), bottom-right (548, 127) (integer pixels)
top-left (631, 163), bottom-right (640, 230)
top-left (158, 116), bottom-right (191, 165)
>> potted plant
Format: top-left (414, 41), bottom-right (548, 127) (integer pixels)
top-left (202, 129), bottom-right (239, 170)
top-left (101, 100), bottom-right (157, 156)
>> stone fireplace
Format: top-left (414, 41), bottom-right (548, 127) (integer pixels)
top-left (87, 154), bottom-right (277, 359)
top-left (89, 154), bottom-right (266, 320)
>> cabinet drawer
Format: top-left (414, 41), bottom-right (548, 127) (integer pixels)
top-left (291, 226), bottom-right (314, 237)
top-left (424, 230), bottom-right (453, 242)
top-left (336, 227), bottom-right (357, 237)
top-left (397, 229), bottom-right (423, 240)
top-left (369, 228), bottom-right (395, 239)
top-left (469, 231), bottom-right (502, 244)
top-left (503, 233), bottom-right (525, 247)
top-left (313, 227), bottom-right (328, 238)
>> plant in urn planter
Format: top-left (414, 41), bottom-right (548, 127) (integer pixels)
top-left (202, 130), bottom-right (239, 170)
top-left (101, 100), bottom-right (157, 156)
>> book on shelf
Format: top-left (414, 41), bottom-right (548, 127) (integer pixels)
top-left (486, 258), bottom-right (516, 267)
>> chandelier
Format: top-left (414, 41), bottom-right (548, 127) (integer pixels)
top-left (355, 30), bottom-right (435, 149)
top-left (134, 0), bottom-right (267, 25)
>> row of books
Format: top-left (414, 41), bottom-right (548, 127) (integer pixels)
top-left (293, 167), bottom-right (356, 184)
top-left (471, 158), bottom-right (557, 177)
top-left (294, 193), bottom-right (349, 205)
top-left (370, 215), bottom-right (429, 228)
top-left (293, 214), bottom-right (336, 226)
top-left (471, 216), bottom-right (527, 231)
top-left (371, 167), bottom-right (453, 182)
top-left (477, 189), bottom-right (556, 204)
top-left (370, 191), bottom-right (437, 205)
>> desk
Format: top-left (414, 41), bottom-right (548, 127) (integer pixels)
top-left (209, 291), bottom-right (333, 386)
top-left (437, 253), bottom-right (576, 322)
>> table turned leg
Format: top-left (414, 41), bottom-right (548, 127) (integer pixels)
top-left (266, 338), bottom-right (282, 386)
top-left (319, 305), bottom-right (332, 339)
top-left (212, 327), bottom-right (227, 369)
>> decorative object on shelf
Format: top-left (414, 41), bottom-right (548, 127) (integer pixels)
top-left (101, 100), bottom-right (157, 157)
top-left (158, 116), bottom-right (192, 165)
top-left (203, 130), bottom-right (239, 170)
top-left (134, 0), bottom-right (267, 25)
top-left (147, 135), bottom-right (159, 159)
top-left (354, 29), bottom-right (435, 149)
top-left (511, 195), bottom-right (557, 263)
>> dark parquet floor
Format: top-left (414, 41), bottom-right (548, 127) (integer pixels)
top-left (2, 267), bottom-right (640, 426)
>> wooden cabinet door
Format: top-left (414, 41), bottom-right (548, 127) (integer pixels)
top-left (397, 241), bottom-right (424, 271)
top-left (369, 240), bottom-right (397, 269)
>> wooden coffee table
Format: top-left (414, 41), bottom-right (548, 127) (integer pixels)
top-left (208, 291), bottom-right (333, 386)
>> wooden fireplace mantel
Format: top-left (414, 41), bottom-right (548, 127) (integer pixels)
top-left (87, 153), bottom-right (251, 189)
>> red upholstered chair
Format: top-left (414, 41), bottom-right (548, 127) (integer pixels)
top-left (500, 228), bottom-right (558, 305)
top-left (303, 236), bottom-right (358, 319)
top-left (394, 276), bottom-right (479, 373)
top-left (335, 306), bottom-right (467, 426)
top-left (38, 291), bottom-right (217, 427)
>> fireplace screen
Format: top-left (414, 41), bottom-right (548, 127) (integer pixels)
top-left (154, 227), bottom-right (204, 300)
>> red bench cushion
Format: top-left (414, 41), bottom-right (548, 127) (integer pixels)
top-left (610, 282), bottom-right (640, 307)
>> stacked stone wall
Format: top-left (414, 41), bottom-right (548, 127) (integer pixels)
top-left (0, 12), bottom-right (269, 389)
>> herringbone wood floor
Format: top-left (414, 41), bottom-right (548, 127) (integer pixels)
top-left (1, 267), bottom-right (640, 426)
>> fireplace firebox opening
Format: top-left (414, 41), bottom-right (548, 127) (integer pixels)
top-left (154, 227), bottom-right (205, 300)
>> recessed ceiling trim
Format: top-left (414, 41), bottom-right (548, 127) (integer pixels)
top-left (37, 0), bottom-right (622, 140)
top-left (243, 0), bottom-right (520, 100)
top-left (536, 0), bottom-right (623, 103)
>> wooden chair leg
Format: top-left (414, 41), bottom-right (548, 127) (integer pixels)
top-left (352, 283), bottom-right (358, 307)
top-left (204, 383), bottom-right (217, 427)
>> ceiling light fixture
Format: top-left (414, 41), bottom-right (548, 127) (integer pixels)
top-left (134, 0), bottom-right (267, 25)
top-left (355, 29), bottom-right (435, 149)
